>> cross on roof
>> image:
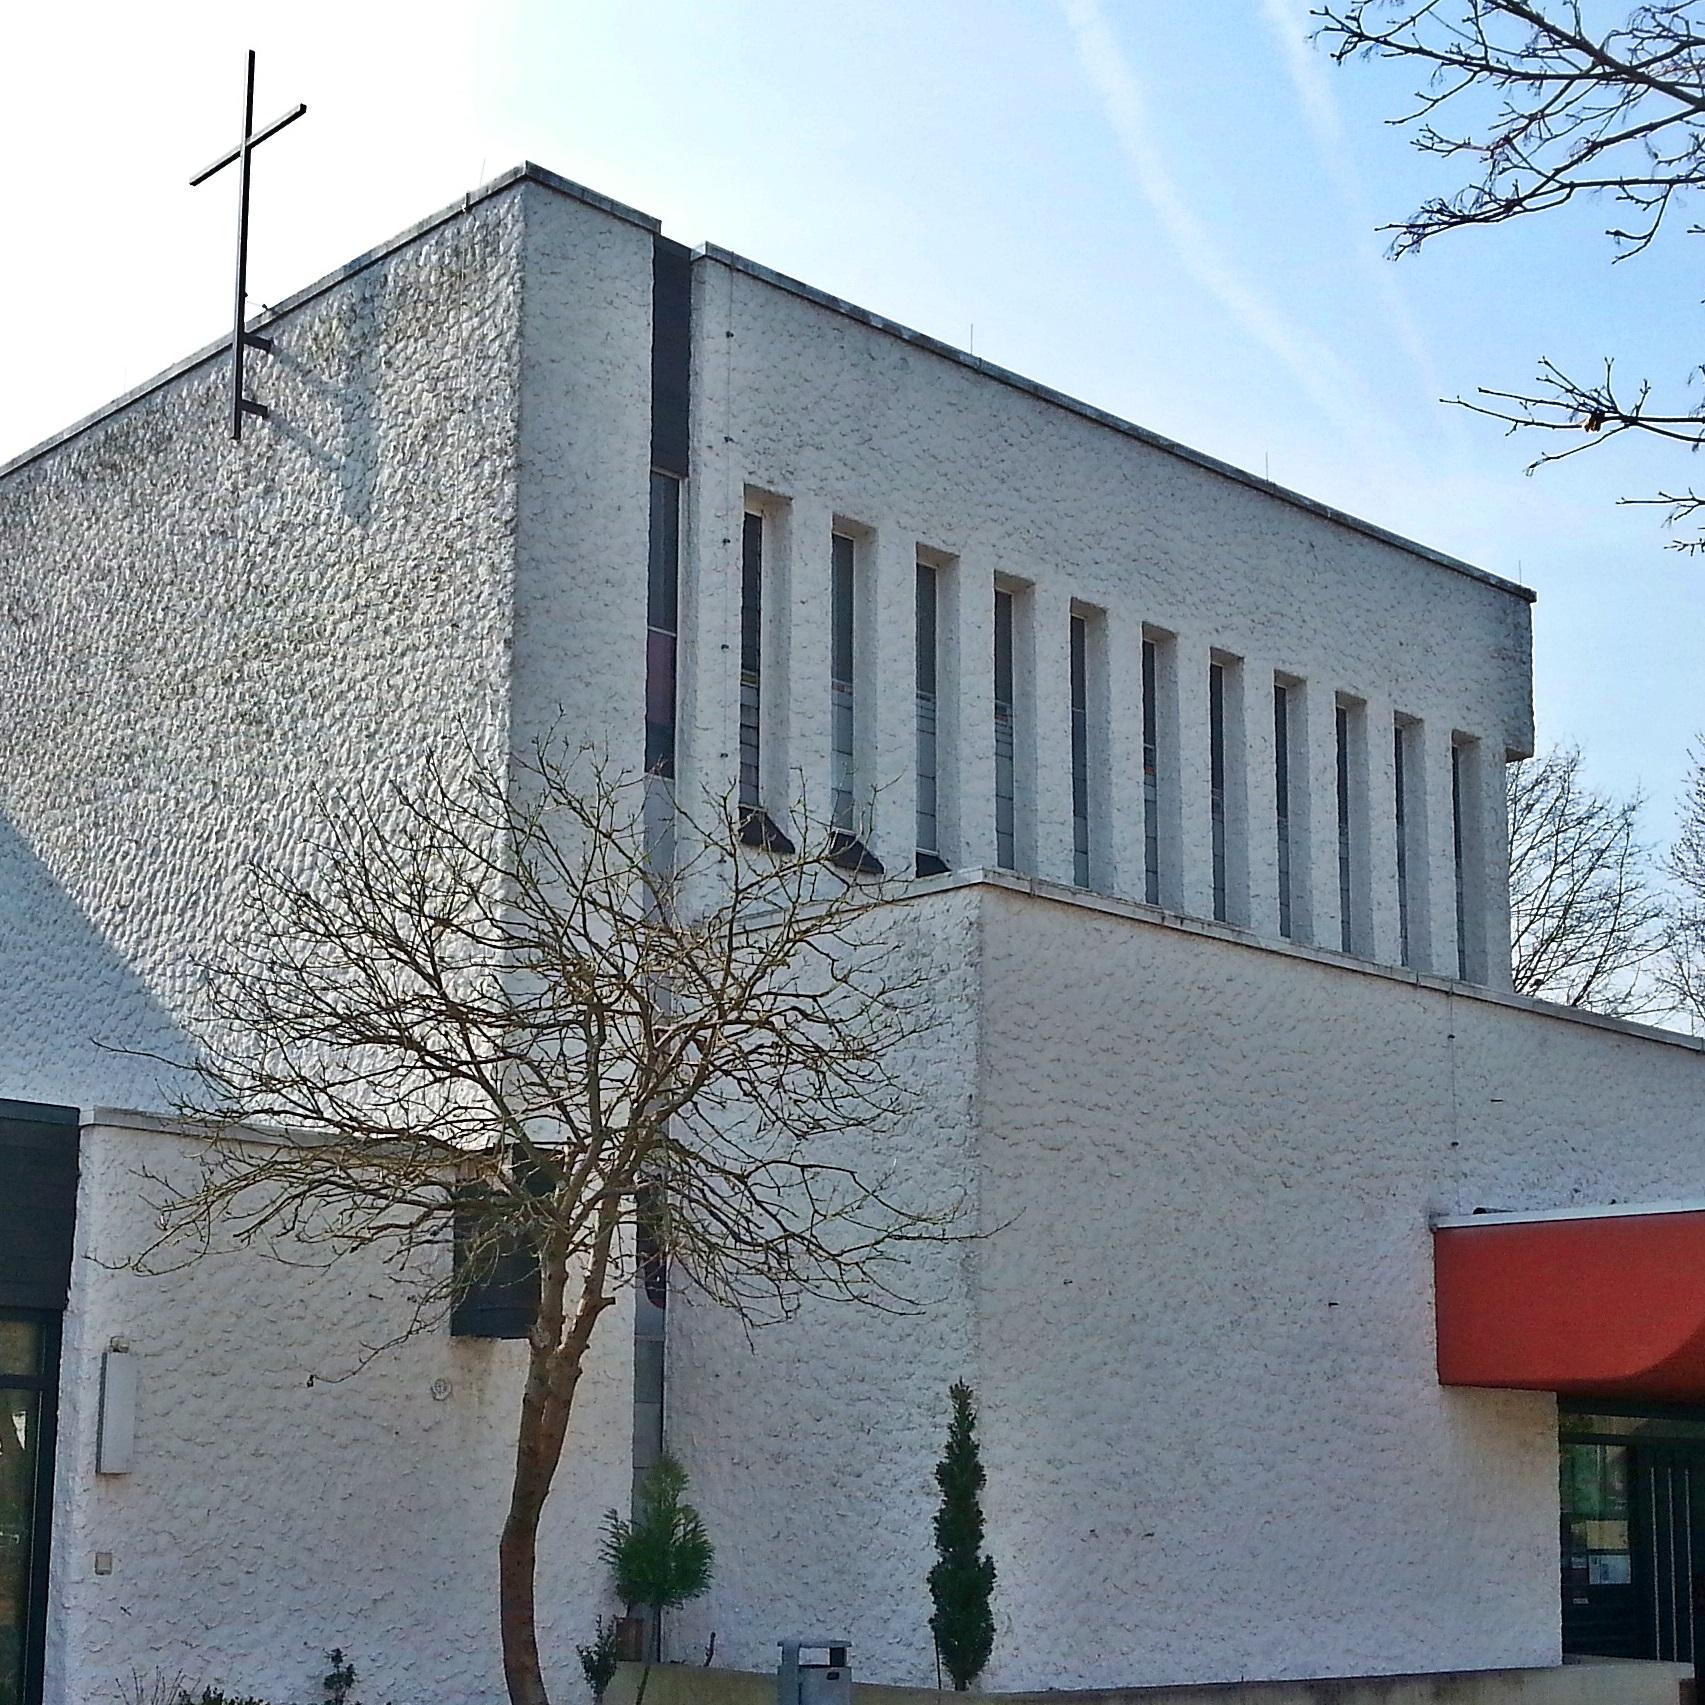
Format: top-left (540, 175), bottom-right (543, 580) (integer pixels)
top-left (190, 51), bottom-right (306, 441)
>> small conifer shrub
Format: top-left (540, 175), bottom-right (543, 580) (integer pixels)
top-left (602, 1452), bottom-right (714, 1661)
top-left (928, 1381), bottom-right (996, 1692)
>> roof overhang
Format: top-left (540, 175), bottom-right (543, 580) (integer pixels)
top-left (1434, 1202), bottom-right (1705, 1402)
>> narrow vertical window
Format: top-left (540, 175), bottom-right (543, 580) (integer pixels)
top-left (1209, 662), bottom-right (1227, 921)
top-left (1070, 613), bottom-right (1091, 888)
top-left (1452, 740), bottom-right (1469, 980)
top-left (1274, 681), bottom-right (1292, 939)
top-left (916, 562), bottom-right (946, 876)
top-left (994, 589), bottom-right (1016, 870)
top-left (828, 533), bottom-right (881, 875)
top-left (736, 511), bottom-right (793, 853)
top-left (1337, 703), bottom-right (1355, 954)
top-left (739, 512), bottom-right (764, 812)
top-left (1142, 638), bottom-right (1161, 905)
top-left (830, 533), bottom-right (857, 830)
top-left (645, 473), bottom-right (681, 778)
top-left (1394, 720), bottom-right (1411, 967)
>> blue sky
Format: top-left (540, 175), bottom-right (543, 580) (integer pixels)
top-left (4, 0), bottom-right (1698, 841)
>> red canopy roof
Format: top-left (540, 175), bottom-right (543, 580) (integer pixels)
top-left (1434, 1205), bottom-right (1705, 1401)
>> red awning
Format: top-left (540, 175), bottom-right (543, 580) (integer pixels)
top-left (1434, 1205), bottom-right (1705, 1402)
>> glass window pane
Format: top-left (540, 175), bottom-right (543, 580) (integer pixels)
top-left (0, 1325), bottom-right (37, 1382)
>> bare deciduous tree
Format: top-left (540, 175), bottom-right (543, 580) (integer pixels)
top-left (1317, 1), bottom-right (1705, 546)
top-left (1660, 743), bottom-right (1705, 1021)
top-left (129, 742), bottom-right (955, 1705)
top-left (1507, 743), bottom-right (1665, 1011)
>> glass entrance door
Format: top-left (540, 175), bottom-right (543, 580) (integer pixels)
top-left (1634, 1447), bottom-right (1705, 1664)
top-left (1562, 1405), bottom-right (1705, 1665)
top-left (0, 1315), bottom-right (56, 1705)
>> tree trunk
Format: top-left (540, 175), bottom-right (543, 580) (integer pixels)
top-left (499, 1335), bottom-right (580, 1705)
top-left (497, 1218), bottom-right (618, 1705)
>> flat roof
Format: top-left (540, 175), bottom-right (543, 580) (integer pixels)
top-left (0, 162), bottom-right (1534, 605)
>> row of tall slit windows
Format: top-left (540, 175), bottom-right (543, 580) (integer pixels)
top-left (679, 501), bottom-right (1490, 981)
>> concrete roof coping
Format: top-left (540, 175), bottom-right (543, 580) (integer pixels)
top-left (0, 163), bottom-right (656, 483)
top-left (902, 866), bottom-right (1704, 1055)
top-left (694, 242), bottom-right (1536, 606)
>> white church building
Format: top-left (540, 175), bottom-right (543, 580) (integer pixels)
top-left (3, 165), bottom-right (1705, 1705)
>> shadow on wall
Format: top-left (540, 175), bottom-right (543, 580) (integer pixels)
top-left (264, 278), bottom-right (383, 530)
top-left (0, 808), bottom-right (194, 1112)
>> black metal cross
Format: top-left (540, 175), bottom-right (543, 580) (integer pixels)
top-left (189, 51), bottom-right (306, 441)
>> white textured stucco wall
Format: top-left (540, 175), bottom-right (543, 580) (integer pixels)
top-left (0, 190), bottom-right (524, 1114)
top-left (663, 882), bottom-right (985, 1686)
top-left (0, 169), bottom-right (656, 1115)
top-left (665, 876), bottom-right (1705, 1693)
top-left (0, 168), bottom-right (659, 1702)
top-left (512, 179), bottom-right (654, 770)
top-left (50, 1115), bottom-right (633, 1705)
top-left (679, 253), bottom-right (1533, 987)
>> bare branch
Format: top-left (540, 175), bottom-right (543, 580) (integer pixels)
top-left (1316, 1), bottom-right (1705, 546)
top-left (1505, 743), bottom-right (1668, 1013)
top-left (129, 738), bottom-right (963, 1329)
top-left (108, 734), bottom-right (970, 1705)
top-left (1315, 2), bottom-right (1705, 255)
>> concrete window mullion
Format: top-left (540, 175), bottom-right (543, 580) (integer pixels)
top-left (674, 449), bottom-right (741, 816)
top-left (1361, 697), bottom-right (1402, 967)
top-left (1418, 719), bottom-right (1459, 977)
top-left (1242, 660), bottom-right (1280, 938)
top-left (866, 525), bottom-right (918, 878)
top-left (949, 555), bottom-right (997, 870)
top-left (1101, 605), bottom-right (1147, 904)
top-left (1478, 744), bottom-right (1516, 992)
top-left (782, 498), bottom-right (834, 837)
top-left (1335, 695), bottom-right (1371, 957)
top-left (1028, 589), bottom-right (1076, 886)
top-left (1295, 675), bottom-right (1343, 953)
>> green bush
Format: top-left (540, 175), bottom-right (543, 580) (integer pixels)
top-left (602, 1453), bottom-right (715, 1627)
top-left (576, 1616), bottom-right (621, 1704)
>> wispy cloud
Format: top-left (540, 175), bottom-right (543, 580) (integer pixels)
top-left (1253, 0), bottom-right (1458, 428)
top-left (1059, 0), bottom-right (1391, 452)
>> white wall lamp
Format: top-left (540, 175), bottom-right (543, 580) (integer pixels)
top-left (96, 1339), bottom-right (137, 1475)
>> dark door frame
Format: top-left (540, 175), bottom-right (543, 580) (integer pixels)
top-left (0, 1099), bottom-right (80, 1705)
top-left (1, 1309), bottom-right (61, 1705)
